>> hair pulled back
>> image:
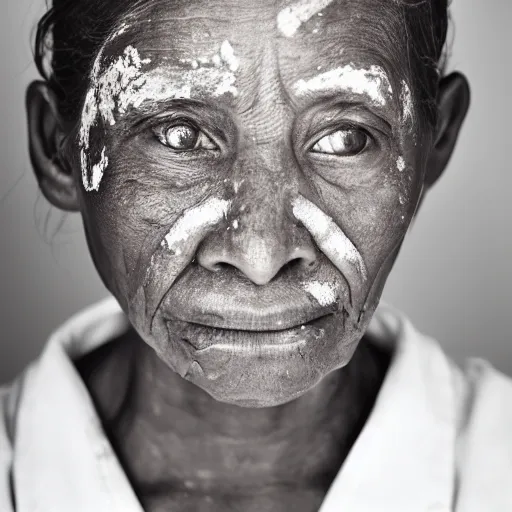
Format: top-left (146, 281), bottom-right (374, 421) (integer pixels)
top-left (34, 0), bottom-right (450, 126)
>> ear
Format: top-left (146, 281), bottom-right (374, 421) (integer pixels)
top-left (424, 72), bottom-right (471, 187)
top-left (26, 80), bottom-right (80, 211)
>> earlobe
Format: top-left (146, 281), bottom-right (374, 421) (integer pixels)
top-left (26, 80), bottom-right (80, 211)
top-left (425, 72), bottom-right (471, 187)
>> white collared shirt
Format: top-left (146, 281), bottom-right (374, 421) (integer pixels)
top-left (1, 297), bottom-right (512, 511)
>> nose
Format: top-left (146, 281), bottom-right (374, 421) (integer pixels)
top-left (197, 233), bottom-right (317, 286)
top-left (196, 180), bottom-right (318, 285)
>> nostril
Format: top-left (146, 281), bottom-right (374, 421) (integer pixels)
top-left (273, 255), bottom-right (318, 279)
top-left (210, 262), bottom-right (233, 273)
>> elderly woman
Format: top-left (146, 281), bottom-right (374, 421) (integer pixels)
top-left (1, 0), bottom-right (510, 510)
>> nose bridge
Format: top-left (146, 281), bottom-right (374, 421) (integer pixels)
top-left (231, 141), bottom-right (297, 229)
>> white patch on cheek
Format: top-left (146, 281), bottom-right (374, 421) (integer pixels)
top-left (303, 281), bottom-right (338, 307)
top-left (277, 0), bottom-right (334, 37)
top-left (293, 64), bottom-right (393, 106)
top-left (396, 156), bottom-right (406, 172)
top-left (291, 195), bottom-right (367, 281)
top-left (161, 197), bottom-right (231, 252)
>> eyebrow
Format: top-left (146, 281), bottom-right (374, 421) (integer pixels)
top-left (292, 64), bottom-right (394, 107)
top-left (128, 66), bottom-right (238, 107)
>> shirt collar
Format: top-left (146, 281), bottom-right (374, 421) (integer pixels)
top-left (320, 304), bottom-right (458, 512)
top-left (13, 297), bottom-right (144, 512)
top-left (12, 298), bottom-right (457, 512)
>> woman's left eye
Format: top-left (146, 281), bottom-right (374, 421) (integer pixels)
top-left (310, 128), bottom-right (369, 156)
top-left (156, 123), bottom-right (217, 151)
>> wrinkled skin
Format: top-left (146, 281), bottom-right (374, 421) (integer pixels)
top-left (27, 0), bottom-right (469, 509)
top-left (77, 0), bottom-right (425, 407)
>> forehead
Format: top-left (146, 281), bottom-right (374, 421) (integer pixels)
top-left (96, 0), bottom-right (410, 109)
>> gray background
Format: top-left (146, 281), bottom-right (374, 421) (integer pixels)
top-left (1, 0), bottom-right (511, 383)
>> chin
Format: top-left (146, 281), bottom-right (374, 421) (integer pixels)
top-left (183, 356), bottom-right (322, 408)
top-left (134, 305), bottom-right (369, 408)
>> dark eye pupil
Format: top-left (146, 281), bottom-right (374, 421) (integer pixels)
top-left (165, 125), bottom-right (199, 150)
top-left (343, 130), bottom-right (366, 154)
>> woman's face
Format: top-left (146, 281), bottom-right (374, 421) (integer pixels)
top-left (73, 0), bottom-right (432, 407)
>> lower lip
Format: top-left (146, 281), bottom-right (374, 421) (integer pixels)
top-left (167, 315), bottom-right (331, 352)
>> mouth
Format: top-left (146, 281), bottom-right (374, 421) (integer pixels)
top-left (172, 306), bottom-right (337, 332)
top-left (166, 313), bottom-right (333, 351)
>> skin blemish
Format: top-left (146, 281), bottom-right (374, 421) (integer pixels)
top-left (232, 219), bottom-right (239, 230)
top-left (396, 156), bottom-right (406, 172)
top-left (293, 64), bottom-right (393, 106)
top-left (161, 197), bottom-right (231, 253)
top-left (277, 0), bottom-right (334, 38)
top-left (303, 281), bottom-right (338, 307)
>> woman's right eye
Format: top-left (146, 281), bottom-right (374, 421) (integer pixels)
top-left (155, 123), bottom-right (217, 152)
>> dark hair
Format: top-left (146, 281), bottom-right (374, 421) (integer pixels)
top-left (34, 0), bottom-right (450, 127)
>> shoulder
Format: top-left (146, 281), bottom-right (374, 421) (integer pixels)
top-left (456, 357), bottom-right (512, 444)
top-left (455, 358), bottom-right (512, 509)
top-left (0, 370), bottom-right (29, 512)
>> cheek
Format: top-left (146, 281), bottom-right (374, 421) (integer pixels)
top-left (315, 150), bottom-right (424, 282)
top-left (78, 148), bottom-right (225, 304)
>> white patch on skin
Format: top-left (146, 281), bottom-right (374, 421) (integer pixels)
top-left (232, 219), bottom-right (239, 230)
top-left (293, 64), bottom-right (393, 106)
top-left (303, 281), bottom-right (338, 307)
top-left (219, 40), bottom-right (240, 72)
top-left (400, 80), bottom-right (414, 123)
top-left (161, 197), bottom-right (231, 252)
top-left (80, 40), bottom-right (239, 192)
top-left (89, 147), bottom-right (109, 192)
top-left (79, 45), bottom-right (151, 191)
top-left (277, 0), bottom-right (334, 37)
top-left (291, 195), bottom-right (367, 281)
top-left (396, 156), bottom-right (406, 172)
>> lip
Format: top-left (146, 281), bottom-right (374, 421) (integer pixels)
top-left (170, 306), bottom-right (335, 332)
top-left (160, 265), bottom-right (343, 332)
top-left (167, 314), bottom-right (332, 351)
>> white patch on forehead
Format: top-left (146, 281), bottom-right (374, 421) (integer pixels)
top-left (79, 40), bottom-right (239, 192)
top-left (291, 195), bottom-right (367, 280)
top-left (219, 41), bottom-right (239, 72)
top-left (396, 156), bottom-right (406, 172)
top-left (303, 281), bottom-right (338, 307)
top-left (293, 64), bottom-right (393, 106)
top-left (161, 197), bottom-right (231, 251)
top-left (277, 0), bottom-right (334, 37)
top-left (400, 80), bottom-right (414, 123)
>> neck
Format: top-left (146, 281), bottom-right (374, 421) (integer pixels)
top-left (78, 328), bottom-right (389, 504)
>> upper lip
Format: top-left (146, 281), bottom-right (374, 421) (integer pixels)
top-left (161, 269), bottom-right (339, 331)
